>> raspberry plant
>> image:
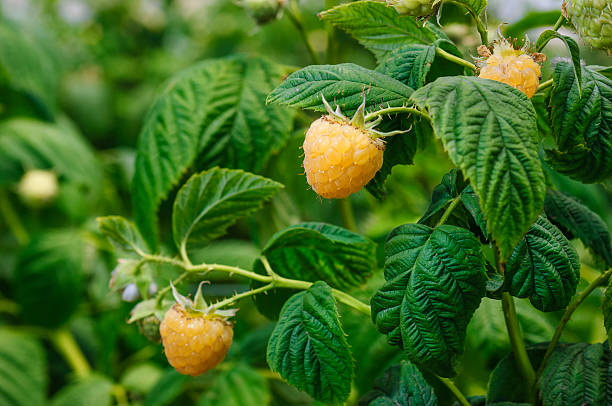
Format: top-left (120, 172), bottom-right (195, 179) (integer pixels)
top-left (1, 0), bottom-right (612, 405)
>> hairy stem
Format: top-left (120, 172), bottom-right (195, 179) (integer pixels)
top-left (501, 292), bottom-right (536, 401)
top-left (437, 376), bottom-right (470, 406)
top-left (0, 190), bottom-right (29, 245)
top-left (437, 197), bottom-right (461, 227)
top-left (535, 267), bottom-right (612, 383)
top-left (364, 106), bottom-right (432, 123)
top-left (338, 198), bottom-right (357, 232)
top-left (435, 47), bottom-right (476, 71)
top-left (552, 14), bottom-right (565, 32)
top-left (51, 328), bottom-right (91, 378)
top-left (537, 78), bottom-right (554, 92)
top-left (285, 2), bottom-right (321, 65)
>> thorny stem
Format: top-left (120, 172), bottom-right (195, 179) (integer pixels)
top-left (364, 106), bottom-right (432, 124)
top-left (155, 271), bottom-right (189, 307)
top-left (51, 328), bottom-right (92, 378)
top-left (436, 197), bottom-right (461, 227)
top-left (448, 1), bottom-right (488, 46)
top-left (338, 198), bottom-right (357, 232)
top-left (0, 190), bottom-right (29, 245)
top-left (535, 267), bottom-right (612, 385)
top-left (438, 376), bottom-right (471, 406)
top-left (435, 47), bottom-right (476, 71)
top-left (285, 2), bottom-right (321, 65)
top-left (537, 78), bottom-right (554, 92)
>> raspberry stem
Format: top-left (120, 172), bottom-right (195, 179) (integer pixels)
top-left (435, 47), bottom-right (476, 71)
top-left (536, 78), bottom-right (553, 92)
top-left (364, 106), bottom-right (432, 124)
top-left (436, 196), bottom-right (461, 226)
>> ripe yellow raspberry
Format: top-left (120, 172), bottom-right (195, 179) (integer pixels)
top-left (303, 116), bottom-right (384, 199)
top-left (478, 38), bottom-right (544, 98)
top-left (160, 304), bottom-right (233, 376)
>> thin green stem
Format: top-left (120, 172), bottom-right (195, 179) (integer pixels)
top-left (156, 271), bottom-right (189, 306)
top-left (214, 283), bottom-right (275, 308)
top-left (437, 376), bottom-right (470, 406)
top-left (111, 385), bottom-right (129, 406)
top-left (51, 328), bottom-right (91, 378)
top-left (535, 267), bottom-right (612, 384)
top-left (447, 2), bottom-right (488, 46)
top-left (437, 197), bottom-right (461, 227)
top-left (537, 78), bottom-right (554, 92)
top-left (285, 3), bottom-right (321, 65)
top-left (0, 190), bottom-right (29, 245)
top-left (364, 106), bottom-right (432, 123)
top-left (324, 0), bottom-right (339, 64)
top-left (435, 47), bottom-right (476, 71)
top-left (552, 14), bottom-right (565, 32)
top-left (338, 198), bottom-right (357, 232)
top-left (501, 292), bottom-right (536, 401)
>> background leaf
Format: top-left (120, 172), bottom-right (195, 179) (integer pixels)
top-left (197, 363), bottom-right (270, 406)
top-left (603, 279), bottom-right (612, 345)
top-left (132, 55), bottom-right (294, 249)
top-left (371, 223), bottom-right (487, 377)
top-left (98, 216), bottom-right (149, 255)
top-left (505, 215), bottom-right (580, 312)
top-left (411, 76), bottom-right (545, 259)
top-left (267, 282), bottom-right (353, 405)
top-left (172, 168), bottom-right (282, 252)
top-left (51, 376), bottom-right (113, 406)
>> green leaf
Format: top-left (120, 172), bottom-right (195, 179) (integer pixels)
top-left (267, 282), bottom-right (353, 405)
top-left (603, 278), bottom-right (612, 345)
top-left (267, 63), bottom-right (413, 116)
top-left (505, 215), bottom-right (580, 312)
top-left (544, 188), bottom-right (612, 267)
top-left (172, 168), bottom-right (282, 252)
top-left (411, 76), bottom-right (545, 259)
top-left (98, 216), bottom-right (149, 256)
top-left (253, 222), bottom-right (377, 319)
top-left (536, 31), bottom-right (581, 92)
top-left (505, 10), bottom-right (563, 39)
top-left (545, 62), bottom-right (612, 183)
top-left (13, 230), bottom-right (84, 328)
top-left (359, 360), bottom-right (437, 406)
top-left (371, 223), bottom-right (487, 377)
top-left (452, 0), bottom-right (487, 15)
top-left (132, 55), bottom-right (294, 249)
top-left (143, 369), bottom-right (190, 406)
top-left (0, 19), bottom-right (62, 118)
top-left (51, 376), bottom-right (113, 406)
top-left (319, 1), bottom-right (445, 61)
top-left (0, 119), bottom-right (102, 195)
top-left (539, 342), bottom-right (612, 405)
top-left (120, 363), bottom-right (164, 394)
top-left (377, 44), bottom-right (436, 90)
top-left (0, 329), bottom-right (47, 406)
top-left (197, 363), bottom-right (270, 406)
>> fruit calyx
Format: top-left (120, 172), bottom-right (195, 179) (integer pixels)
top-left (170, 282), bottom-right (237, 320)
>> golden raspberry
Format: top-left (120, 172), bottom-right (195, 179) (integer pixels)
top-left (303, 116), bottom-right (384, 199)
top-left (160, 304), bottom-right (233, 376)
top-left (478, 39), bottom-right (543, 98)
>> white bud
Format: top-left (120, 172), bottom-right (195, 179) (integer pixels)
top-left (17, 170), bottom-right (59, 207)
top-left (122, 283), bottom-right (140, 302)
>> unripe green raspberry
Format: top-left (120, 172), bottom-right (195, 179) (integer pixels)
top-left (17, 169), bottom-right (59, 207)
top-left (137, 315), bottom-right (162, 343)
top-left (387, 0), bottom-right (437, 17)
top-left (240, 0), bottom-right (286, 25)
top-left (565, 0), bottom-right (612, 51)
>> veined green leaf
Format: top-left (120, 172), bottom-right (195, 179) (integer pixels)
top-left (253, 222), bottom-right (376, 319)
top-left (267, 63), bottom-right (413, 116)
top-left (546, 62), bottom-right (612, 183)
top-left (319, 1), bottom-right (446, 61)
top-left (98, 216), bottom-right (149, 256)
top-left (411, 76), bottom-right (545, 259)
top-left (505, 216), bottom-right (580, 312)
top-left (132, 55), bottom-right (294, 249)
top-left (0, 330), bottom-right (47, 406)
top-left (544, 188), bottom-right (612, 267)
top-left (197, 363), bottom-right (270, 406)
top-left (535, 31), bottom-right (581, 92)
top-left (377, 44), bottom-right (436, 90)
top-left (51, 376), bottom-right (113, 406)
top-left (371, 223), bottom-right (487, 377)
top-left (172, 168), bottom-right (282, 252)
top-left (267, 282), bottom-right (353, 405)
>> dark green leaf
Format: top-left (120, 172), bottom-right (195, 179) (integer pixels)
top-left (253, 222), bottom-right (376, 319)
top-left (377, 44), bottom-right (436, 89)
top-left (603, 278), bottom-right (612, 345)
top-left (544, 188), bottom-right (612, 267)
top-left (143, 369), bottom-right (190, 406)
top-left (51, 376), bottom-right (113, 406)
top-left (371, 223), bottom-right (487, 377)
top-left (0, 330), bottom-right (47, 406)
top-left (545, 62), bottom-right (612, 183)
top-left (319, 1), bottom-right (446, 61)
top-left (132, 55), bottom-right (293, 249)
top-left (267, 282), bottom-right (353, 405)
top-left (172, 168), bottom-right (282, 251)
top-left (98, 216), bottom-right (149, 256)
top-left (505, 215), bottom-right (580, 312)
top-left (197, 363), bottom-right (270, 406)
top-left (536, 30), bottom-right (581, 91)
top-left (267, 64), bottom-right (413, 116)
top-left (359, 360), bottom-right (437, 406)
top-left (411, 76), bottom-right (545, 259)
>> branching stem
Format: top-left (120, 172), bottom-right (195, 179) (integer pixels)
top-left (537, 78), bottom-right (554, 92)
top-left (435, 47), bottom-right (476, 71)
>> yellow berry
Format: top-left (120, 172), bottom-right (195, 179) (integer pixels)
top-left (478, 40), bottom-right (542, 98)
top-left (303, 116), bottom-right (384, 199)
top-left (160, 304), bottom-right (233, 376)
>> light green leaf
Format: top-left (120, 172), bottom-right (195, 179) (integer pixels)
top-left (0, 329), bottom-right (47, 406)
top-left (253, 222), bottom-right (376, 319)
top-left (51, 376), bottom-right (113, 406)
top-left (505, 215), bottom-right (580, 312)
top-left (545, 62), bottom-right (612, 183)
top-left (197, 363), bottom-right (270, 406)
top-left (267, 282), bottom-right (353, 405)
top-left (411, 76), bottom-right (545, 259)
top-left (535, 30), bottom-right (581, 92)
top-left (319, 1), bottom-right (446, 61)
top-left (132, 55), bottom-right (294, 249)
top-left (371, 223), bottom-right (487, 377)
top-left (603, 279), bottom-right (612, 345)
top-left (267, 63), bottom-right (413, 116)
top-left (539, 342), bottom-right (611, 405)
top-left (172, 168), bottom-right (282, 252)
top-left (544, 188), bottom-right (612, 267)
top-left (120, 363), bottom-right (164, 395)
top-left (98, 216), bottom-right (149, 255)
top-left (143, 369), bottom-right (190, 406)
top-left (359, 360), bottom-right (437, 406)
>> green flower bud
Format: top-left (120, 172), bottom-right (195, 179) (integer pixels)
top-left (386, 0), bottom-right (438, 17)
top-left (240, 0), bottom-right (286, 25)
top-left (566, 0), bottom-right (612, 52)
